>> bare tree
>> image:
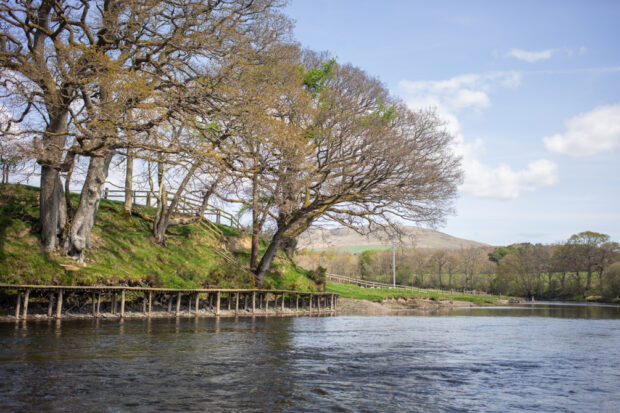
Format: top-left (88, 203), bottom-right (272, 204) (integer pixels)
top-left (237, 58), bottom-right (462, 285)
top-left (430, 250), bottom-right (448, 289)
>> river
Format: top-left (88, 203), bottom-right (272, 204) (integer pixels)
top-left (1, 303), bottom-right (619, 412)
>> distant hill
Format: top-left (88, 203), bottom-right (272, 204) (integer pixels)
top-left (297, 225), bottom-right (489, 252)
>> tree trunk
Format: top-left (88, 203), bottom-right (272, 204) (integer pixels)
top-left (153, 159), bottom-right (167, 242)
top-left (124, 148), bottom-right (134, 213)
top-left (39, 112), bottom-right (69, 251)
top-left (40, 166), bottom-right (65, 251)
top-left (250, 173), bottom-right (259, 271)
top-left (63, 152), bottom-right (76, 218)
top-left (153, 162), bottom-right (201, 244)
top-left (597, 270), bottom-right (604, 293)
top-left (67, 152), bottom-right (114, 261)
top-left (438, 264), bottom-right (443, 289)
top-left (196, 172), bottom-right (223, 217)
top-left (254, 226), bottom-right (287, 286)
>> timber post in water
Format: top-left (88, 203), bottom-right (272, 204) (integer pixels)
top-left (0, 285), bottom-right (338, 321)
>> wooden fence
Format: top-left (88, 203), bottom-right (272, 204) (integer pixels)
top-left (327, 273), bottom-right (487, 296)
top-left (103, 188), bottom-right (241, 229)
top-left (1, 284), bottom-right (338, 321)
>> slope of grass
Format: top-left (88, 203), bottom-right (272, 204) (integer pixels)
top-left (0, 184), bottom-right (315, 290)
top-left (327, 282), bottom-right (499, 305)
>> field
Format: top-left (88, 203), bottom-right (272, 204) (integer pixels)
top-left (327, 282), bottom-right (499, 305)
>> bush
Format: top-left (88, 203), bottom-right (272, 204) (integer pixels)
top-left (308, 266), bottom-right (327, 292)
top-left (146, 272), bottom-right (164, 288)
top-left (603, 262), bottom-right (620, 298)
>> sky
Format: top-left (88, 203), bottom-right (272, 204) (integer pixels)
top-left (285, 0), bottom-right (620, 246)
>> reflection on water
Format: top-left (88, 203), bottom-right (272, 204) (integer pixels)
top-left (445, 302), bottom-right (620, 319)
top-left (1, 304), bottom-right (619, 412)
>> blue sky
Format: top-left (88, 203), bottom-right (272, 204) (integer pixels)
top-left (286, 0), bottom-right (620, 245)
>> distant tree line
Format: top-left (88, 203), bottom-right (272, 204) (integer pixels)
top-left (297, 231), bottom-right (620, 300)
top-left (0, 1), bottom-right (461, 286)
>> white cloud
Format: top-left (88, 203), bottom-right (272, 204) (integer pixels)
top-left (543, 104), bottom-right (620, 157)
top-left (400, 71), bottom-right (520, 113)
top-left (461, 155), bottom-right (559, 199)
top-left (506, 48), bottom-right (555, 62)
top-left (399, 72), bottom-right (558, 200)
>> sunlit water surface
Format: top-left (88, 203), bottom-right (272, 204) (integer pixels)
top-left (1, 303), bottom-right (619, 412)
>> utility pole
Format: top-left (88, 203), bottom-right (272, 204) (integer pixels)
top-left (392, 241), bottom-right (396, 288)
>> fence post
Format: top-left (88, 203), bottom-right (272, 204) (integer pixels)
top-left (56, 289), bottom-right (63, 318)
top-left (120, 289), bottom-right (125, 318)
top-left (104, 188), bottom-right (109, 199)
top-left (15, 291), bottom-right (21, 319)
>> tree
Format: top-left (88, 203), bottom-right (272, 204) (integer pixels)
top-left (1, 0), bottom-right (290, 260)
top-left (460, 247), bottom-right (482, 290)
top-left (430, 250), bottom-right (448, 288)
top-left (567, 231), bottom-right (611, 292)
top-left (603, 262), bottom-right (620, 298)
top-left (444, 252), bottom-right (460, 290)
top-left (488, 246), bottom-right (512, 266)
top-left (0, 106), bottom-right (27, 183)
top-left (407, 250), bottom-right (429, 287)
top-left (595, 242), bottom-right (620, 292)
top-left (359, 250), bottom-right (378, 280)
top-left (496, 243), bottom-right (548, 298)
top-left (240, 57), bottom-right (462, 285)
top-left (550, 244), bottom-right (574, 293)
top-left (216, 43), bottom-right (313, 270)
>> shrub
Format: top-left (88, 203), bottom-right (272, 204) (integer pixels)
top-left (308, 266), bottom-right (327, 292)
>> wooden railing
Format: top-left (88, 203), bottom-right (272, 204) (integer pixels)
top-left (102, 188), bottom-right (241, 229)
top-left (327, 273), bottom-right (487, 296)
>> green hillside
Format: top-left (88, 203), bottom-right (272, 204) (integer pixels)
top-left (0, 184), bottom-right (317, 291)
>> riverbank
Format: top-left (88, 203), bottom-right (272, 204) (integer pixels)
top-left (0, 184), bottom-right (316, 291)
top-left (336, 297), bottom-right (479, 315)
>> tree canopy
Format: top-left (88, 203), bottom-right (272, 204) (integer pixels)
top-left (2, 1), bottom-right (462, 286)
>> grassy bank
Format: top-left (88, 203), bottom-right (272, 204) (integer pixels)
top-left (327, 282), bottom-right (500, 305)
top-left (0, 184), bottom-right (317, 291)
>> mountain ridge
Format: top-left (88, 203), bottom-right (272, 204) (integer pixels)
top-left (297, 225), bottom-right (489, 251)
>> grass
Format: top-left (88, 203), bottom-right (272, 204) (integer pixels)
top-left (0, 183), bottom-right (315, 290)
top-left (327, 282), bottom-right (499, 305)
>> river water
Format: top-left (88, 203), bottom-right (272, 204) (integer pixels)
top-left (1, 303), bottom-right (619, 412)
